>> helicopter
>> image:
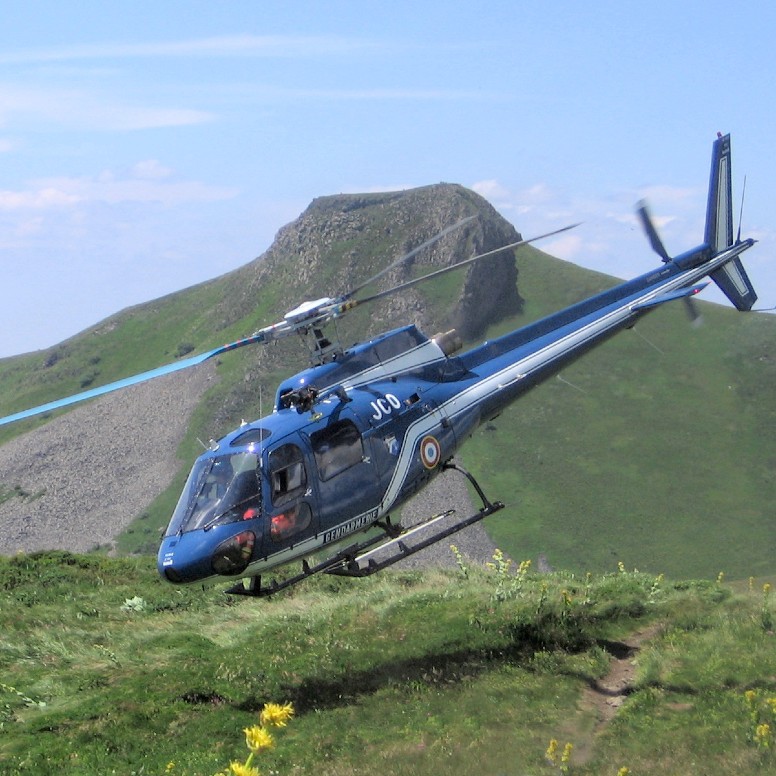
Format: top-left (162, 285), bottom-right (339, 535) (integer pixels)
top-left (0, 133), bottom-right (760, 597)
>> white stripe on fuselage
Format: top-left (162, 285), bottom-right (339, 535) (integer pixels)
top-left (376, 249), bottom-right (744, 514)
top-left (340, 338), bottom-right (447, 391)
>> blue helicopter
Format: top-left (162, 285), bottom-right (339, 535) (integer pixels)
top-left (0, 134), bottom-right (760, 596)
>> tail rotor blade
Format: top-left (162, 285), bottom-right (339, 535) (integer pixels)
top-left (683, 296), bottom-right (703, 328)
top-left (637, 200), bottom-right (671, 263)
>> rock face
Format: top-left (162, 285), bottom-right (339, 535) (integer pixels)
top-left (0, 183), bottom-right (525, 556)
top-left (223, 183), bottom-right (524, 342)
top-left (0, 365), bottom-right (215, 555)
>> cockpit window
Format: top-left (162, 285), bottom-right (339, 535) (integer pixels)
top-left (166, 452), bottom-right (261, 535)
top-left (269, 444), bottom-right (307, 507)
top-left (310, 420), bottom-right (364, 481)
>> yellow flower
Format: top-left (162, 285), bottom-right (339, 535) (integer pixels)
top-left (755, 722), bottom-right (772, 748)
top-left (561, 741), bottom-right (573, 764)
top-left (260, 701), bottom-right (295, 728)
top-left (244, 725), bottom-right (274, 753)
top-left (545, 738), bottom-right (559, 765)
top-left (228, 762), bottom-right (261, 776)
top-left (617, 768), bottom-right (630, 776)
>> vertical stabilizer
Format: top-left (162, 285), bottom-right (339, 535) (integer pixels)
top-left (705, 133), bottom-right (734, 254)
top-left (704, 133), bottom-right (757, 310)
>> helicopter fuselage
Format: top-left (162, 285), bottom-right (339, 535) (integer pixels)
top-left (157, 230), bottom-right (754, 587)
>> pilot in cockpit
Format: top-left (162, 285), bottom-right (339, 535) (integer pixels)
top-left (206, 458), bottom-right (233, 501)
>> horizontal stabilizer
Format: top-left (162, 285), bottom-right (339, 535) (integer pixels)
top-left (710, 257), bottom-right (757, 311)
top-left (631, 282), bottom-right (708, 311)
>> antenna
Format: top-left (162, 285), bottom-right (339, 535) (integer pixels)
top-left (736, 175), bottom-right (747, 244)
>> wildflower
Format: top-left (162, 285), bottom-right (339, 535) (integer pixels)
top-left (487, 548), bottom-right (512, 575)
top-left (755, 722), bottom-right (773, 748)
top-left (450, 544), bottom-right (468, 576)
top-left (617, 561), bottom-right (626, 574)
top-left (260, 701), bottom-right (294, 728)
top-left (617, 768), bottom-right (630, 776)
top-left (717, 571), bottom-right (725, 584)
top-left (545, 738), bottom-right (559, 765)
top-left (244, 725), bottom-right (274, 753)
top-left (227, 762), bottom-right (261, 776)
top-left (560, 741), bottom-right (573, 772)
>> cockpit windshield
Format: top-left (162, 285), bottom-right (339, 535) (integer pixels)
top-left (165, 452), bottom-right (262, 536)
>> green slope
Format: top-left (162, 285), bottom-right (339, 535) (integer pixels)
top-left (460, 246), bottom-right (775, 580)
top-left (1, 552), bottom-right (774, 775)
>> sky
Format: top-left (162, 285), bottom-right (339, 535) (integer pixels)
top-left (1, 0), bottom-right (774, 357)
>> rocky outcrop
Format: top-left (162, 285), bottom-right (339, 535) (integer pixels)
top-left (222, 183), bottom-right (524, 341)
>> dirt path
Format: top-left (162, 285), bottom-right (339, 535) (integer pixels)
top-left (573, 622), bottom-right (664, 766)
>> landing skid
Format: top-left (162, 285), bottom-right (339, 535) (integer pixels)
top-left (225, 461), bottom-right (504, 598)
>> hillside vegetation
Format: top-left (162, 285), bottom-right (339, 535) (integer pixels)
top-left (463, 246), bottom-right (775, 580)
top-left (1, 551), bottom-right (774, 774)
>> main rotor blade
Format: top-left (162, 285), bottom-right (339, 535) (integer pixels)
top-left (344, 215), bottom-right (476, 300)
top-left (354, 222), bottom-right (581, 307)
top-left (0, 331), bottom-right (269, 428)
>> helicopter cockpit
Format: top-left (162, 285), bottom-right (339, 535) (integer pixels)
top-left (166, 451), bottom-right (262, 535)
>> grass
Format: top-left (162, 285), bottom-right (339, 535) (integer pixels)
top-left (1, 551), bottom-right (775, 774)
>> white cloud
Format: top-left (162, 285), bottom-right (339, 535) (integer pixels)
top-left (471, 179), bottom-right (510, 201)
top-left (0, 35), bottom-right (371, 65)
top-left (543, 233), bottom-right (584, 261)
top-left (0, 83), bottom-right (213, 131)
top-left (0, 168), bottom-right (238, 212)
top-left (131, 160), bottom-right (174, 180)
top-left (0, 187), bottom-right (81, 210)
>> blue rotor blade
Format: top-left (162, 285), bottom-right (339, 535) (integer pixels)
top-left (0, 332), bottom-right (266, 428)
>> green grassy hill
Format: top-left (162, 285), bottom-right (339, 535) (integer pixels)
top-left (459, 247), bottom-right (775, 581)
top-left (1, 552), bottom-right (774, 774)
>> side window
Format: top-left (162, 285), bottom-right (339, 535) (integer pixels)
top-left (269, 444), bottom-right (307, 507)
top-left (310, 420), bottom-right (364, 481)
top-left (270, 502), bottom-right (313, 542)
